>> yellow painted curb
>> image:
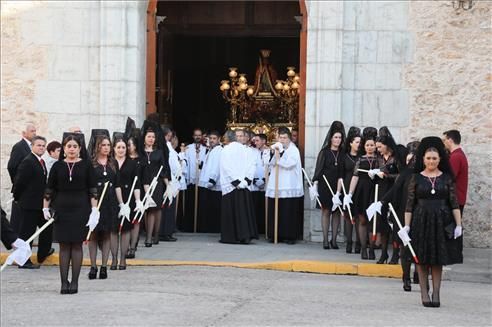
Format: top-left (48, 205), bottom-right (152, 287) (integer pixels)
top-left (0, 253), bottom-right (402, 279)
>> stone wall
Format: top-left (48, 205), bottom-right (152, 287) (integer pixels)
top-left (403, 1), bottom-right (491, 247)
top-left (1, 1), bottom-right (148, 210)
top-left (303, 0), bottom-right (491, 247)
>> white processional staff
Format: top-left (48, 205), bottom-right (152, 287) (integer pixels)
top-left (264, 163), bottom-right (269, 240)
top-left (133, 166), bottom-right (164, 224)
top-left (301, 168), bottom-right (323, 209)
top-left (85, 181), bottom-right (110, 243)
top-left (388, 203), bottom-right (420, 264)
top-left (118, 176), bottom-right (138, 234)
top-left (194, 151), bottom-right (200, 233)
top-left (340, 182), bottom-right (354, 225)
top-left (322, 175), bottom-right (344, 215)
top-left (371, 184), bottom-right (379, 241)
top-left (357, 169), bottom-right (370, 173)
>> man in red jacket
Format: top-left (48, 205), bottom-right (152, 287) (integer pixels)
top-left (443, 130), bottom-right (468, 215)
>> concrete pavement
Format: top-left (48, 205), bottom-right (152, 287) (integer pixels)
top-left (1, 266), bottom-right (491, 326)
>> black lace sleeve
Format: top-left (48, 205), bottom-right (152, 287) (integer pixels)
top-left (446, 174), bottom-right (460, 210)
top-left (313, 149), bottom-right (325, 182)
top-left (353, 158), bottom-right (361, 177)
top-left (405, 174), bottom-right (417, 213)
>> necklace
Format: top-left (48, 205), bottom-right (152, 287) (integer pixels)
top-left (330, 150), bottom-right (339, 166)
top-left (367, 155), bottom-right (375, 170)
top-left (66, 162), bottom-right (75, 182)
top-left (98, 160), bottom-right (108, 176)
top-left (346, 153), bottom-right (356, 164)
top-left (145, 151), bottom-right (152, 164)
top-left (427, 175), bottom-right (438, 194)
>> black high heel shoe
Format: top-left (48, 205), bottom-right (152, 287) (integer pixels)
top-left (403, 279), bottom-right (411, 292)
top-left (346, 241), bottom-right (353, 254)
top-left (354, 241), bottom-right (361, 254)
top-left (368, 248), bottom-right (376, 260)
top-left (330, 240), bottom-right (339, 250)
top-left (145, 242), bottom-right (152, 248)
top-left (389, 249), bottom-right (400, 264)
top-left (60, 281), bottom-right (70, 294)
top-left (377, 252), bottom-right (389, 264)
top-left (68, 282), bottom-right (78, 294)
top-left (361, 248), bottom-right (368, 260)
top-left (110, 261), bottom-right (118, 270)
top-left (126, 248), bottom-right (136, 259)
top-left (99, 266), bottom-right (108, 279)
top-left (323, 239), bottom-right (330, 250)
top-left (432, 293), bottom-right (440, 307)
top-left (88, 266), bottom-right (98, 280)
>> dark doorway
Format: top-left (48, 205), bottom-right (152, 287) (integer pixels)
top-left (156, 1), bottom-right (301, 143)
top-left (172, 36), bottom-right (300, 140)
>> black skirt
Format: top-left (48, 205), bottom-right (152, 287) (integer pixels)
top-left (160, 198), bottom-right (177, 236)
top-left (252, 191), bottom-right (266, 235)
top-left (198, 188), bottom-right (222, 233)
top-left (267, 197), bottom-right (302, 241)
top-left (220, 189), bottom-right (258, 243)
top-left (179, 184), bottom-right (197, 232)
top-left (53, 190), bottom-right (90, 243)
top-left (410, 199), bottom-right (463, 265)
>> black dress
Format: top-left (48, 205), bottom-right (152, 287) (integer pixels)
top-left (405, 173), bottom-right (463, 265)
top-left (342, 152), bottom-right (359, 215)
top-left (117, 158), bottom-right (141, 231)
top-left (313, 148), bottom-right (343, 209)
top-left (141, 149), bottom-right (170, 207)
top-left (376, 155), bottom-right (399, 233)
top-left (352, 155), bottom-right (380, 217)
top-left (93, 162), bottom-right (119, 233)
top-left (45, 160), bottom-right (97, 242)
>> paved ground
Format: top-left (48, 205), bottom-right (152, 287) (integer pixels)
top-left (1, 266), bottom-right (491, 326)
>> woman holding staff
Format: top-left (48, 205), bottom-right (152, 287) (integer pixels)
top-left (43, 133), bottom-right (97, 294)
top-left (402, 137), bottom-right (463, 307)
top-left (347, 128), bottom-right (380, 259)
top-left (341, 127), bottom-right (361, 253)
top-left (110, 137), bottom-right (141, 270)
top-left (87, 132), bottom-right (121, 280)
top-left (126, 133), bottom-right (144, 258)
top-left (311, 121), bottom-right (345, 249)
top-left (140, 120), bottom-right (171, 247)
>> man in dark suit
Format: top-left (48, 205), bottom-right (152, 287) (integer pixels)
top-left (7, 123), bottom-right (36, 234)
top-left (13, 135), bottom-right (54, 269)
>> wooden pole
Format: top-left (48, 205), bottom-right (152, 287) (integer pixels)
top-left (264, 163), bottom-right (269, 239)
top-left (274, 149), bottom-right (280, 244)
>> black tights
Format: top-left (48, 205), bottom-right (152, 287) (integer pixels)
top-left (130, 222), bottom-right (140, 250)
top-left (110, 231), bottom-right (130, 267)
top-left (344, 215), bottom-right (360, 245)
top-left (145, 208), bottom-right (161, 243)
top-left (59, 242), bottom-right (83, 289)
top-left (358, 215), bottom-right (372, 250)
top-left (88, 231), bottom-right (110, 268)
top-left (321, 209), bottom-right (341, 243)
top-left (416, 264), bottom-right (442, 302)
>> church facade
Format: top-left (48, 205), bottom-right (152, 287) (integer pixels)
top-left (1, 1), bottom-right (490, 247)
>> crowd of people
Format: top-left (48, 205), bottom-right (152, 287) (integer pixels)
top-left (2, 117), bottom-right (468, 308)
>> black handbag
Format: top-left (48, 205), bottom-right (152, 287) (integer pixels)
top-left (444, 222), bottom-right (456, 240)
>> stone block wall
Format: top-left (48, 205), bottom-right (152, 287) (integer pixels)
top-left (1, 1), bottom-right (148, 211)
top-left (304, 0), bottom-right (491, 247)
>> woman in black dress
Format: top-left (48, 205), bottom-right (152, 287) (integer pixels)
top-left (110, 138), bottom-right (141, 269)
top-left (87, 135), bottom-right (122, 280)
top-left (43, 134), bottom-right (97, 294)
top-left (127, 135), bottom-right (143, 257)
top-left (342, 127), bottom-right (361, 253)
top-left (403, 137), bottom-right (463, 307)
top-left (140, 126), bottom-right (171, 247)
top-left (311, 121), bottom-right (345, 249)
top-left (374, 134), bottom-right (401, 264)
top-left (347, 131), bottom-right (380, 260)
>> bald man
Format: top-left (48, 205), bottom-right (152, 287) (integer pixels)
top-left (7, 123), bottom-right (36, 233)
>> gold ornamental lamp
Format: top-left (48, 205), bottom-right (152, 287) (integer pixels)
top-left (220, 67), bottom-right (254, 124)
top-left (275, 66), bottom-right (300, 124)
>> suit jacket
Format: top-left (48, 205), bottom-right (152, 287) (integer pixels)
top-left (1, 208), bottom-right (18, 250)
top-left (7, 139), bottom-right (31, 185)
top-left (13, 153), bottom-right (47, 210)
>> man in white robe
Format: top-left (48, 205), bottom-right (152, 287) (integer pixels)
top-left (219, 130), bottom-right (258, 244)
top-left (197, 131), bottom-right (222, 233)
top-left (181, 128), bottom-right (207, 232)
top-left (265, 127), bottom-right (304, 244)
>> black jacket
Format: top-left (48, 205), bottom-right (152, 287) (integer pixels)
top-left (1, 208), bottom-right (18, 250)
top-left (13, 153), bottom-right (47, 210)
top-left (7, 139), bottom-right (31, 185)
